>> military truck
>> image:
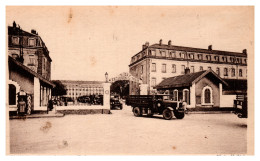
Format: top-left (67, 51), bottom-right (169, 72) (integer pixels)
top-left (126, 95), bottom-right (185, 120)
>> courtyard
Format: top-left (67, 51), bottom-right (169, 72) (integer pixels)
top-left (8, 104), bottom-right (247, 155)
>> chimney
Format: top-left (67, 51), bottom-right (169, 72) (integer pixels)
top-left (168, 40), bottom-right (172, 46)
top-left (159, 39), bottom-right (162, 45)
top-left (13, 21), bottom-right (17, 28)
top-left (31, 29), bottom-right (37, 34)
top-left (142, 42), bottom-right (149, 50)
top-left (208, 45), bottom-right (212, 50)
top-left (185, 67), bottom-right (190, 74)
top-left (243, 49), bottom-right (247, 54)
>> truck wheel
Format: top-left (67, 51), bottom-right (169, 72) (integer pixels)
top-left (163, 109), bottom-right (173, 120)
top-left (174, 112), bottom-right (185, 119)
top-left (133, 107), bottom-right (142, 117)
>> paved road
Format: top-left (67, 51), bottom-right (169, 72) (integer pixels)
top-left (9, 104), bottom-right (247, 155)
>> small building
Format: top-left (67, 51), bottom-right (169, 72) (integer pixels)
top-left (155, 69), bottom-right (234, 108)
top-left (8, 56), bottom-right (55, 114)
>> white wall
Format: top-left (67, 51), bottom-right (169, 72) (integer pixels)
top-left (220, 95), bottom-right (236, 107)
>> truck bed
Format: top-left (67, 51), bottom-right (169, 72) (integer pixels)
top-left (126, 95), bottom-right (154, 107)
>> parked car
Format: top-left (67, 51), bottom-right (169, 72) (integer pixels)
top-left (110, 95), bottom-right (122, 110)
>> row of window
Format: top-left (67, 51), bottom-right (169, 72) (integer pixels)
top-left (68, 92), bottom-right (103, 96)
top-left (12, 36), bottom-right (38, 47)
top-left (132, 49), bottom-right (247, 65)
top-left (67, 88), bottom-right (103, 91)
top-left (149, 63), bottom-right (243, 77)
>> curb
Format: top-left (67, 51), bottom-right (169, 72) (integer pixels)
top-left (186, 111), bottom-right (233, 114)
top-left (9, 113), bottom-right (65, 119)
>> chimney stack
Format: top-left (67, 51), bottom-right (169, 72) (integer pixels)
top-left (208, 45), bottom-right (212, 50)
top-left (243, 49), bottom-right (247, 54)
top-left (185, 67), bottom-right (190, 75)
top-left (159, 39), bottom-right (162, 45)
top-left (168, 40), bottom-right (172, 46)
top-left (142, 42), bottom-right (150, 50)
top-left (31, 29), bottom-right (37, 34)
top-left (13, 21), bottom-right (17, 28)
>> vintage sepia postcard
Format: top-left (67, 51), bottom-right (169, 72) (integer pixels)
top-left (5, 6), bottom-right (254, 155)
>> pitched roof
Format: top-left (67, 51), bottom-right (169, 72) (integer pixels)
top-left (223, 79), bottom-right (247, 91)
top-left (150, 44), bottom-right (247, 57)
top-left (8, 56), bottom-right (55, 87)
top-left (156, 70), bottom-right (228, 89)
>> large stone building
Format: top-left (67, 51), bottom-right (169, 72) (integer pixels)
top-left (129, 39), bottom-right (247, 95)
top-left (58, 80), bottom-right (104, 100)
top-left (7, 21), bottom-right (54, 114)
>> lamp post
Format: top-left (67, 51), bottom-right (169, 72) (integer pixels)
top-left (105, 72), bottom-right (108, 83)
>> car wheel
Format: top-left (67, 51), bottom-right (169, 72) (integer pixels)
top-left (174, 111), bottom-right (185, 119)
top-left (163, 109), bottom-right (173, 120)
top-left (133, 107), bottom-right (142, 117)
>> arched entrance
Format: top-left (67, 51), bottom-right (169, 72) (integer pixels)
top-left (183, 89), bottom-right (190, 104)
top-left (202, 86), bottom-right (213, 105)
top-left (204, 89), bottom-right (211, 103)
top-left (8, 80), bottom-right (21, 108)
top-left (9, 84), bottom-right (16, 105)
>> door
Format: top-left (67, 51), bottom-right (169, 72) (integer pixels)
top-left (9, 84), bottom-right (16, 105)
top-left (205, 89), bottom-right (211, 103)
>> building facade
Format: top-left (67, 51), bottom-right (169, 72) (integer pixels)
top-left (7, 21), bottom-right (54, 114)
top-left (8, 21), bottom-right (52, 80)
top-left (58, 80), bottom-right (104, 100)
top-left (129, 40), bottom-right (247, 95)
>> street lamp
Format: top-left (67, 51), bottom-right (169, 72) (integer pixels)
top-left (105, 72), bottom-right (108, 83)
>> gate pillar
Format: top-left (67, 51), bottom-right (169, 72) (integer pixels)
top-left (103, 82), bottom-right (111, 109)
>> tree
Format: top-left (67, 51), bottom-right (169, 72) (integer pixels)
top-left (110, 80), bottom-right (129, 99)
top-left (51, 80), bottom-right (67, 97)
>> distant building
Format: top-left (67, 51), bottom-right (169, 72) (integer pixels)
top-left (58, 80), bottom-right (104, 100)
top-left (129, 39), bottom-right (247, 95)
top-left (7, 21), bottom-right (54, 114)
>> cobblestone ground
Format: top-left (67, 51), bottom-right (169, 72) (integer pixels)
top-left (8, 104), bottom-right (247, 155)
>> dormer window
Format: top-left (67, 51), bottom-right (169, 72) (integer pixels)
top-left (151, 50), bottom-right (156, 56)
top-left (28, 54), bottom-right (36, 66)
top-left (161, 51), bottom-right (166, 57)
top-left (214, 56), bottom-right (219, 61)
top-left (206, 55), bottom-right (211, 61)
top-left (180, 52), bottom-right (186, 59)
top-left (230, 57), bottom-right (236, 63)
top-left (12, 36), bottom-right (19, 45)
top-left (28, 38), bottom-right (36, 47)
top-left (222, 56), bottom-right (227, 62)
top-left (188, 53), bottom-right (194, 59)
top-left (197, 54), bottom-right (203, 60)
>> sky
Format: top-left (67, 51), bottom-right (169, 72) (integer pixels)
top-left (6, 6), bottom-right (254, 81)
